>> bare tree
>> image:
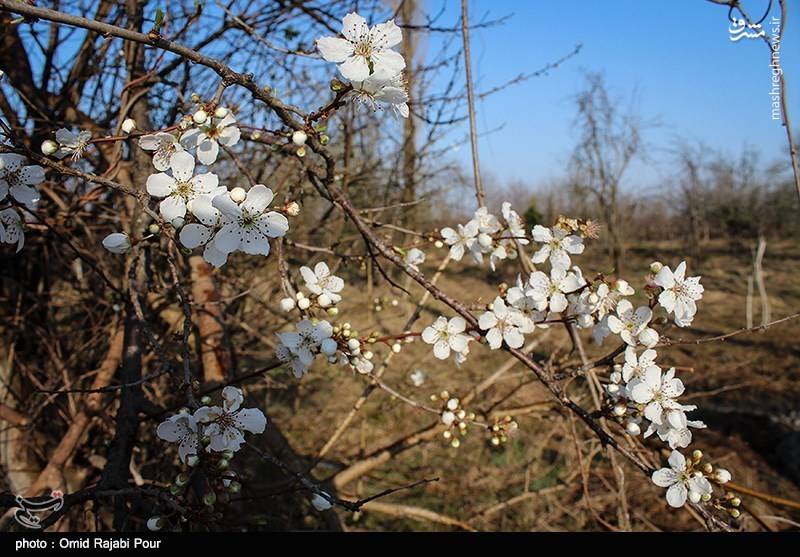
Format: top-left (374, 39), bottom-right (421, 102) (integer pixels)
top-left (569, 73), bottom-right (644, 273)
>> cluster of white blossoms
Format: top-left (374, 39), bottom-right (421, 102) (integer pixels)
top-left (316, 13), bottom-right (410, 118)
top-left (0, 153), bottom-right (44, 252)
top-left (423, 208), bottom-right (727, 509)
top-left (440, 203), bottom-right (530, 270)
top-left (275, 262), bottom-right (396, 378)
top-left (157, 386), bottom-right (266, 464)
top-left (40, 106), bottom-right (292, 267)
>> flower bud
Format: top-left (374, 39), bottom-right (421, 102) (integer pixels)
top-left (447, 398), bottom-right (459, 411)
top-left (612, 404), bottom-right (627, 417)
top-left (347, 338), bottom-right (360, 352)
top-left (327, 307), bottom-right (339, 316)
top-left (311, 493), bottom-right (332, 511)
top-left (610, 371), bottom-right (622, 384)
top-left (692, 449), bottom-right (703, 461)
top-left (296, 146), bottom-right (306, 158)
top-left (292, 130), bottom-right (308, 146)
top-left (391, 343), bottom-right (402, 353)
top-left (148, 223), bottom-right (160, 234)
top-left (102, 232), bottom-right (131, 254)
top-left (214, 106), bottom-right (229, 118)
top-left (193, 109), bottom-right (208, 124)
top-left (298, 297), bottom-right (311, 310)
top-left (625, 421), bottom-right (641, 436)
top-left (606, 384), bottom-right (620, 395)
top-left (41, 139), bottom-right (59, 156)
top-left (587, 292), bottom-right (600, 305)
top-left (279, 297), bottom-right (296, 312)
top-left (715, 468), bottom-right (731, 484)
top-left (203, 492), bottom-right (217, 506)
top-left (688, 490), bottom-right (702, 504)
top-left (363, 350), bottom-right (373, 360)
top-left (321, 338), bottom-right (338, 356)
top-left (230, 187), bottom-right (247, 203)
top-left (441, 410), bottom-right (455, 426)
top-left (478, 233), bottom-right (492, 248)
top-left (650, 261), bottom-right (663, 274)
top-left (434, 240), bottom-right (444, 248)
top-left (171, 217), bottom-right (185, 229)
top-left (285, 201), bottom-right (300, 216)
top-left (121, 118), bottom-right (137, 134)
top-left (318, 293), bottom-right (332, 308)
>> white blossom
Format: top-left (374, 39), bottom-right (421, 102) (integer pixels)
top-left (422, 316), bottom-right (470, 359)
top-left (654, 261), bottom-right (704, 327)
top-left (351, 73), bottom-right (409, 118)
top-left (211, 185), bottom-right (288, 256)
top-left (607, 299), bottom-right (658, 347)
top-left (139, 132), bottom-right (185, 171)
top-left (0, 154), bottom-right (43, 208)
top-left (316, 13), bottom-right (405, 82)
top-left (300, 262), bottom-right (344, 303)
top-left (479, 297), bottom-right (534, 349)
top-left (156, 412), bottom-right (199, 463)
top-left (645, 419), bottom-right (706, 449)
top-left (54, 128), bottom-right (92, 160)
top-left (527, 267), bottom-right (583, 314)
top-left (506, 276), bottom-right (548, 325)
top-left (194, 386), bottom-right (266, 453)
top-left (531, 225), bottom-right (584, 270)
top-left (621, 346), bottom-right (660, 383)
top-left (146, 151), bottom-right (220, 221)
top-left (629, 367), bottom-right (690, 427)
top-left (276, 343), bottom-right (309, 378)
top-left (276, 319), bottom-right (333, 367)
top-left (440, 221), bottom-right (478, 262)
top-left (181, 111), bottom-right (241, 165)
top-left (651, 450), bottom-right (713, 508)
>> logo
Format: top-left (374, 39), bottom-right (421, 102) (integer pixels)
top-left (728, 18), bottom-right (765, 41)
top-left (12, 490), bottom-right (64, 529)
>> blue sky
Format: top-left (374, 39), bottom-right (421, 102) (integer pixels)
top-left (427, 0), bottom-right (799, 191)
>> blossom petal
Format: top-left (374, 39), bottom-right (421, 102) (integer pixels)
top-left (666, 482), bottom-right (688, 508)
top-left (196, 138), bottom-right (219, 165)
top-left (316, 36), bottom-right (354, 63)
top-left (242, 184), bottom-right (273, 213)
top-left (180, 223), bottom-right (212, 249)
top-left (339, 55), bottom-right (370, 82)
top-left (159, 196), bottom-right (187, 221)
top-left (170, 151), bottom-right (195, 182)
top-left (146, 173), bottom-right (175, 198)
top-left (235, 408), bottom-right (267, 434)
